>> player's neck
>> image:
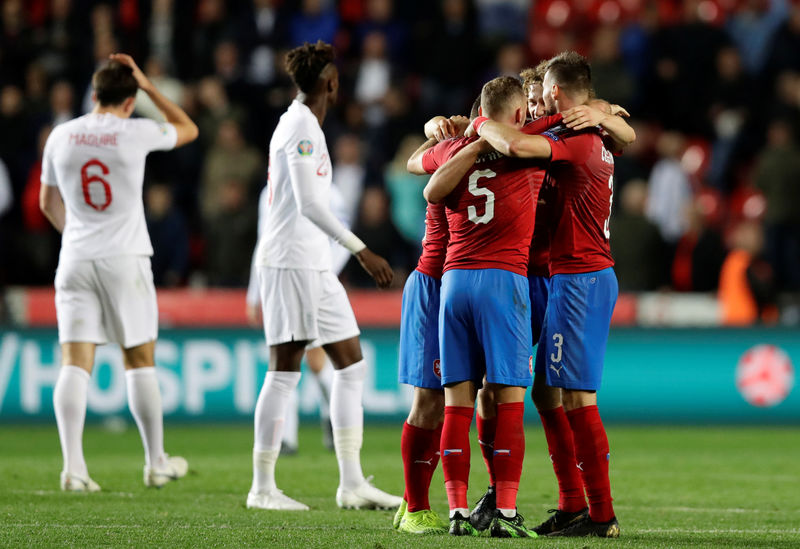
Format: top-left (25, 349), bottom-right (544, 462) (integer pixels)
top-left (91, 104), bottom-right (128, 118)
top-left (297, 92), bottom-right (328, 126)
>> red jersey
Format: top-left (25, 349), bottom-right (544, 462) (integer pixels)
top-left (528, 177), bottom-right (554, 277)
top-left (521, 113), bottom-right (563, 278)
top-left (540, 124), bottom-right (615, 275)
top-left (415, 202), bottom-right (449, 279)
top-left (422, 136), bottom-right (546, 277)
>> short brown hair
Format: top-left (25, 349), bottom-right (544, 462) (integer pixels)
top-left (520, 60), bottom-right (548, 94)
top-left (480, 76), bottom-right (524, 118)
top-left (286, 40), bottom-right (335, 94)
top-left (469, 93), bottom-right (481, 119)
top-left (545, 51), bottom-right (592, 97)
top-left (92, 61), bottom-right (138, 106)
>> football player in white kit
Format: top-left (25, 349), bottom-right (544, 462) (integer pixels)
top-left (247, 40), bottom-right (402, 511)
top-left (39, 54), bottom-right (199, 492)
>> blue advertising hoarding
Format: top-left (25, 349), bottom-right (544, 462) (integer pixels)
top-left (0, 327), bottom-right (797, 423)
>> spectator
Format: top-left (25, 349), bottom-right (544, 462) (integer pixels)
top-left (200, 118), bottom-right (263, 219)
top-left (646, 132), bottom-right (693, 245)
top-left (204, 178), bottom-right (257, 287)
top-left (384, 134), bottom-right (428, 244)
top-left (354, 30), bottom-right (392, 127)
top-left (146, 183), bottom-right (190, 287)
top-left (671, 194), bottom-right (728, 292)
top-left (591, 26), bottom-right (635, 109)
top-left (707, 46), bottom-right (754, 190)
top-left (290, 0), bottom-right (338, 47)
top-left (753, 120), bottom-right (800, 290)
top-left (134, 57), bottom-right (184, 122)
top-left (719, 221), bottom-right (777, 325)
top-left (726, 0), bottom-right (789, 76)
top-left (343, 187), bottom-right (413, 288)
top-left (609, 180), bottom-right (667, 291)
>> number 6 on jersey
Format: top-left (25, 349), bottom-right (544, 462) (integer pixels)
top-left (81, 159), bottom-right (112, 211)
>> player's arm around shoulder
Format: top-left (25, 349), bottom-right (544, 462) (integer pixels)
top-left (423, 138), bottom-right (492, 204)
top-left (408, 115), bottom-right (470, 175)
top-left (110, 53), bottom-right (198, 148)
top-left (563, 101), bottom-right (636, 152)
top-left (475, 116), bottom-right (552, 159)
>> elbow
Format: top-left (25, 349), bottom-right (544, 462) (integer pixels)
top-left (506, 138), bottom-right (525, 157)
top-left (186, 122), bottom-right (199, 143)
top-left (626, 128), bottom-right (637, 146)
top-left (423, 186), bottom-right (441, 204)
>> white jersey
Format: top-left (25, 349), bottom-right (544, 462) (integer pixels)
top-left (41, 113), bottom-right (177, 263)
top-left (256, 100), bottom-right (335, 271)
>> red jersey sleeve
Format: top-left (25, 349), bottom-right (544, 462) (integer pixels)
top-left (522, 113), bottom-right (563, 135)
top-left (542, 129), bottom-right (596, 165)
top-left (421, 137), bottom-right (472, 174)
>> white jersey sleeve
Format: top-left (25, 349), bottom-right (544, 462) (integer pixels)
top-left (41, 126), bottom-right (61, 187)
top-left (128, 118), bottom-right (178, 153)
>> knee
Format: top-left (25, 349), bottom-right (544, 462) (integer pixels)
top-left (408, 390), bottom-right (444, 429)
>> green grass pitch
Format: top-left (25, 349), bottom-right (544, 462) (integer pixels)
top-left (1, 422), bottom-right (799, 548)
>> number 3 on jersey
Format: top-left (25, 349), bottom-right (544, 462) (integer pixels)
top-left (467, 169), bottom-right (496, 224)
top-left (81, 159), bottom-right (112, 211)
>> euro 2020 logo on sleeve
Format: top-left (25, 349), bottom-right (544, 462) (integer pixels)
top-left (297, 140), bottom-right (314, 156)
top-left (433, 359), bottom-right (441, 379)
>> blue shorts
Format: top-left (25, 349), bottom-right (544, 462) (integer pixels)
top-left (398, 270), bottom-right (443, 389)
top-left (535, 268), bottom-right (618, 390)
top-left (439, 269), bottom-right (533, 387)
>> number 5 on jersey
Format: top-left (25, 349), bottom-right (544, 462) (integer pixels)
top-left (81, 159), bottom-right (112, 211)
top-left (468, 169), bottom-right (496, 224)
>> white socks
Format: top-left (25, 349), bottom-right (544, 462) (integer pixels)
top-left (53, 365), bottom-right (90, 478)
top-left (125, 367), bottom-right (166, 469)
top-left (313, 360), bottom-right (334, 421)
top-left (330, 360), bottom-right (366, 490)
top-left (281, 389), bottom-right (299, 449)
top-left (252, 371), bottom-right (301, 494)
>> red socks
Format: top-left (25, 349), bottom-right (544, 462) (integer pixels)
top-left (539, 406), bottom-right (586, 512)
top-left (493, 402), bottom-right (525, 511)
top-left (476, 413), bottom-right (497, 486)
top-left (400, 421), bottom-right (442, 513)
top-left (441, 406), bottom-right (473, 511)
top-left (567, 405), bottom-right (614, 522)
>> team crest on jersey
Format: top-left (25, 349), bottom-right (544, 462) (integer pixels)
top-left (433, 359), bottom-right (441, 379)
top-left (297, 139), bottom-right (314, 156)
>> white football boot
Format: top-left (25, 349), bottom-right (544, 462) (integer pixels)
top-left (60, 471), bottom-right (101, 492)
top-left (144, 455), bottom-right (188, 487)
top-left (246, 489), bottom-right (310, 511)
top-left (336, 476), bottom-right (403, 510)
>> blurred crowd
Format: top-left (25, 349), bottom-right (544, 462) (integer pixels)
top-left (1, 0), bottom-right (800, 321)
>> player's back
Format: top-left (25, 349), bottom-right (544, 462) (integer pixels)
top-left (42, 113), bottom-right (177, 262)
top-left (257, 100), bottom-right (332, 271)
top-left (443, 141), bottom-right (545, 277)
top-left (541, 124), bottom-right (615, 275)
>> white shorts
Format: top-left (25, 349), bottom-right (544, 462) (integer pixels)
top-left (55, 256), bottom-right (158, 348)
top-left (258, 267), bottom-right (360, 349)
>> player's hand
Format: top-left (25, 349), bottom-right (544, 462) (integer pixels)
top-left (448, 115), bottom-right (470, 137)
top-left (109, 53), bottom-right (152, 91)
top-left (356, 248), bottom-right (393, 289)
top-left (245, 303), bottom-right (262, 327)
top-left (609, 104), bottom-right (630, 118)
top-left (563, 105), bottom-right (607, 131)
top-left (432, 117), bottom-right (460, 142)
